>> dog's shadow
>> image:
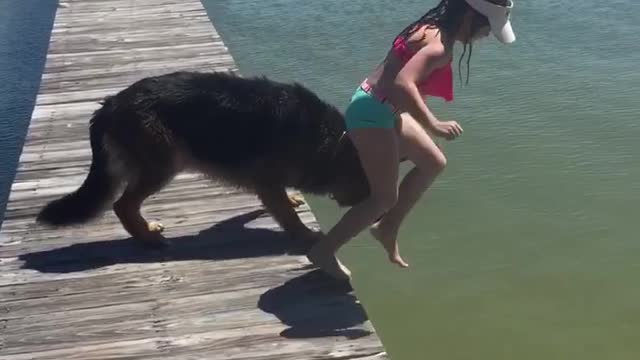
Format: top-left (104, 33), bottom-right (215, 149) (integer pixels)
top-left (19, 209), bottom-right (311, 273)
top-left (19, 209), bottom-right (372, 339)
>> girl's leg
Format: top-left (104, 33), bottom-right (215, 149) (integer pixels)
top-left (371, 112), bottom-right (448, 267)
top-left (308, 126), bottom-right (400, 279)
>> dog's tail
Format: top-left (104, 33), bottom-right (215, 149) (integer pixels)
top-left (37, 98), bottom-right (120, 225)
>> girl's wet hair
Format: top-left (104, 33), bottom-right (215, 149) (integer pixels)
top-left (394, 0), bottom-right (504, 85)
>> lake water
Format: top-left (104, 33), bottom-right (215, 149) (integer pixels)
top-left (0, 0), bottom-right (57, 221)
top-left (2, 0), bottom-right (640, 358)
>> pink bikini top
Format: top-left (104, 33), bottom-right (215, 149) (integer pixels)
top-left (392, 35), bottom-right (454, 102)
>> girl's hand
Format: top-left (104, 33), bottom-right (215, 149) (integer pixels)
top-left (432, 120), bottom-right (463, 140)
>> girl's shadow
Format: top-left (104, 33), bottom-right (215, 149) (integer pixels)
top-left (258, 269), bottom-right (374, 339)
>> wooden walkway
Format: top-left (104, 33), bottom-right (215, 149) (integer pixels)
top-left (0, 0), bottom-right (388, 359)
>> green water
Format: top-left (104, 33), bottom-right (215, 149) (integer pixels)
top-left (202, 0), bottom-right (639, 358)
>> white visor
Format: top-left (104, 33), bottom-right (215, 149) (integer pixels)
top-left (465, 0), bottom-right (515, 44)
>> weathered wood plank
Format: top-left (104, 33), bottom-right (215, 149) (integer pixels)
top-left (2, 260), bottom-right (301, 317)
top-left (0, 0), bottom-right (388, 359)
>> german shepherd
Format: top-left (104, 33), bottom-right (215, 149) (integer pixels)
top-left (36, 71), bottom-right (371, 249)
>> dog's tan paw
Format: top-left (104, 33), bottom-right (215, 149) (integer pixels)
top-left (288, 193), bottom-right (306, 208)
top-left (148, 221), bottom-right (165, 233)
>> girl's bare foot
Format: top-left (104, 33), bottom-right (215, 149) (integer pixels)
top-left (307, 243), bottom-right (352, 280)
top-left (370, 222), bottom-right (409, 268)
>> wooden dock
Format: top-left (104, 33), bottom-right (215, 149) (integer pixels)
top-left (0, 0), bottom-right (388, 358)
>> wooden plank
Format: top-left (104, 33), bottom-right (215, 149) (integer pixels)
top-left (0, 0), bottom-right (388, 359)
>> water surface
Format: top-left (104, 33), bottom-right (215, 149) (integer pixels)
top-left (0, 0), bottom-right (57, 222)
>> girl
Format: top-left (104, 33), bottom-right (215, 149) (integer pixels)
top-left (308, 0), bottom-right (516, 279)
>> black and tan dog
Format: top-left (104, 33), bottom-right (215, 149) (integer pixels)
top-left (36, 71), bottom-right (371, 249)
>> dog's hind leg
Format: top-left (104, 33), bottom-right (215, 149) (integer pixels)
top-left (113, 171), bottom-right (174, 248)
top-left (256, 185), bottom-right (319, 251)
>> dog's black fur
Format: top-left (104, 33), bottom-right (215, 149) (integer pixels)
top-left (37, 71), bottom-right (371, 247)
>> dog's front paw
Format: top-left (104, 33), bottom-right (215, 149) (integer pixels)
top-left (287, 193), bottom-right (306, 208)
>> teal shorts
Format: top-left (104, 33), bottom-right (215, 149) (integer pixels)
top-left (344, 87), bottom-right (397, 130)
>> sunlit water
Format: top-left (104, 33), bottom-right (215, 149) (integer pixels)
top-left (0, 0), bottom-right (57, 221)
